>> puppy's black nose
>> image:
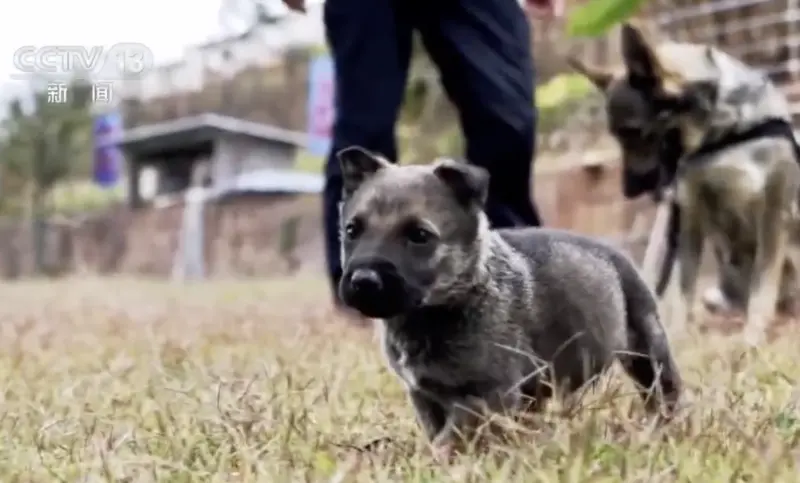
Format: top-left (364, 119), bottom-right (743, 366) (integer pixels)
top-left (349, 268), bottom-right (383, 295)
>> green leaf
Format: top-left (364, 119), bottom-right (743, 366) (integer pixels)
top-left (536, 74), bottom-right (593, 110)
top-left (566, 0), bottom-right (645, 37)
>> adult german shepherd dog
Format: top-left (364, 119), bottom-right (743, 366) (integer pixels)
top-left (569, 23), bottom-right (800, 345)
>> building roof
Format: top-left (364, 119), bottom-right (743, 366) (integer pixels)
top-left (119, 113), bottom-right (308, 155)
top-left (217, 167), bottom-right (323, 195)
top-left (150, 168), bottom-right (324, 208)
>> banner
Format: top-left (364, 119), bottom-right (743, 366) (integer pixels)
top-left (92, 111), bottom-right (123, 187)
top-left (306, 53), bottom-right (335, 157)
top-left (93, 146), bottom-right (122, 188)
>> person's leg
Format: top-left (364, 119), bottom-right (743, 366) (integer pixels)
top-left (416, 0), bottom-right (541, 228)
top-left (322, 0), bottom-right (414, 304)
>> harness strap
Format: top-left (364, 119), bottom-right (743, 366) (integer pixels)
top-left (691, 118), bottom-right (799, 161)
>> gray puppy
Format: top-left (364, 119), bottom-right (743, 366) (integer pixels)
top-left (336, 146), bottom-right (682, 452)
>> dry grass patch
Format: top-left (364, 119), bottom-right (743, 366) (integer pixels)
top-left (0, 276), bottom-right (798, 481)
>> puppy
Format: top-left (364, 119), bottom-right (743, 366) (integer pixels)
top-left (336, 146), bottom-right (683, 453)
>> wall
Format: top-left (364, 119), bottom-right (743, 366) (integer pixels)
top-left (211, 135), bottom-right (297, 191)
top-left (0, 194), bottom-right (324, 279)
top-left (535, 160), bottom-right (654, 251)
top-left (0, 156), bottom-right (660, 281)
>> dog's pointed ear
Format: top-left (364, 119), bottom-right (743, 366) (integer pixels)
top-left (337, 146), bottom-right (391, 196)
top-left (567, 56), bottom-right (613, 91)
top-left (620, 23), bottom-right (663, 82)
top-left (433, 158), bottom-right (489, 208)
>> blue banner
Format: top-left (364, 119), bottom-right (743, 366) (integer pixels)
top-left (92, 111), bottom-right (123, 187)
top-left (306, 54), bottom-right (335, 157)
top-left (93, 145), bottom-right (122, 188)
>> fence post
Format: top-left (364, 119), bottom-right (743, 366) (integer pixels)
top-left (172, 186), bottom-right (206, 281)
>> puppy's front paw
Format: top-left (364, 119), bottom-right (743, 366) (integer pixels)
top-left (430, 439), bottom-right (455, 464)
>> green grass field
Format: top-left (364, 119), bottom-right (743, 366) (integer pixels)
top-left (1, 276), bottom-right (799, 481)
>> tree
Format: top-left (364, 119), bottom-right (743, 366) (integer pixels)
top-left (0, 79), bottom-right (93, 272)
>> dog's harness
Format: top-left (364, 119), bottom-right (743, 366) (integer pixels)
top-left (688, 118), bottom-right (800, 162)
top-left (654, 118), bottom-right (800, 297)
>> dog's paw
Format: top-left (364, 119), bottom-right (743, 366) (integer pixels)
top-left (701, 286), bottom-right (741, 316)
top-left (431, 440), bottom-right (455, 464)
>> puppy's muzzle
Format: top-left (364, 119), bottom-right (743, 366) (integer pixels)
top-left (339, 260), bottom-right (414, 318)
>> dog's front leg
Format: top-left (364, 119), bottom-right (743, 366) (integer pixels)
top-left (408, 390), bottom-right (448, 441)
top-left (430, 390), bottom-right (520, 458)
top-left (744, 203), bottom-right (789, 346)
top-left (672, 207), bottom-right (705, 333)
top-left (408, 390), bottom-right (459, 462)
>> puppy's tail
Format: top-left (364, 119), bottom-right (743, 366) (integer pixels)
top-left (619, 260), bottom-right (683, 414)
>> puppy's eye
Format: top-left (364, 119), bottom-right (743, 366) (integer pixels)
top-left (344, 219), bottom-right (363, 241)
top-left (405, 225), bottom-right (435, 245)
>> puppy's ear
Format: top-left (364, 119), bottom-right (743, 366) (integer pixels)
top-left (337, 146), bottom-right (391, 197)
top-left (567, 56), bottom-right (613, 91)
top-left (620, 23), bottom-right (663, 83)
top-left (433, 158), bottom-right (489, 208)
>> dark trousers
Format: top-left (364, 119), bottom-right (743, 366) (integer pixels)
top-left (322, 0), bottom-right (542, 299)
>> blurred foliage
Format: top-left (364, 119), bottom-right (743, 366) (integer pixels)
top-left (393, 0), bottom-right (645, 162)
top-left (270, 0), bottom-right (639, 168)
top-left (567, 0), bottom-right (645, 37)
top-left (0, 80), bottom-right (94, 216)
top-left (48, 180), bottom-right (124, 214)
top-left (536, 73), bottom-right (596, 134)
top-left (0, 79), bottom-right (95, 273)
top-left (397, 34), bottom-right (462, 164)
top-left (537, 74), bottom-right (594, 111)
top-left (293, 68), bottom-right (596, 172)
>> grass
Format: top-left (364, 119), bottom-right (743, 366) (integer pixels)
top-left (1, 276), bottom-right (800, 481)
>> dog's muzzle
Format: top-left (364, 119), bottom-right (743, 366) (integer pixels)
top-left (339, 260), bottom-right (416, 318)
